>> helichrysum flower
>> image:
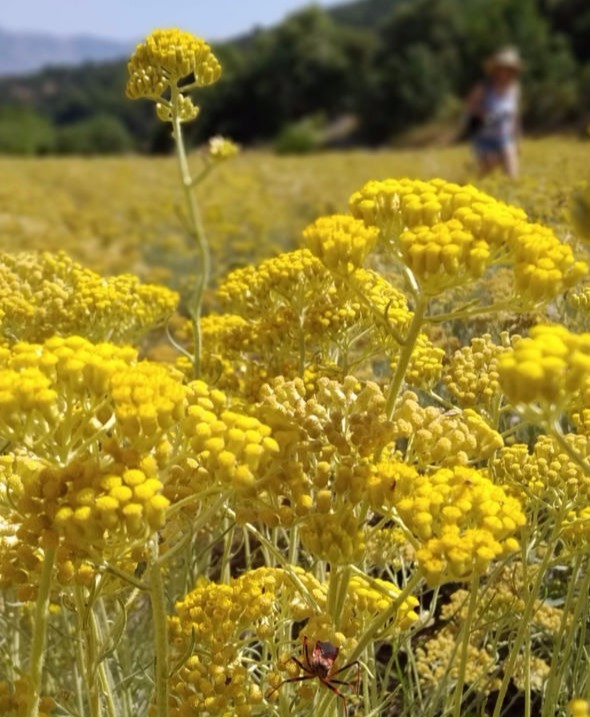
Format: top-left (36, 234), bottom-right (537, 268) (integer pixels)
top-left (126, 29), bottom-right (221, 100)
top-left (390, 464), bottom-right (525, 585)
top-left (389, 393), bottom-right (503, 467)
top-left (300, 510), bottom-right (366, 564)
top-left (349, 177), bottom-right (587, 300)
top-left (208, 135), bottom-right (240, 161)
top-left (498, 324), bottom-right (590, 410)
top-left (0, 251), bottom-right (178, 345)
top-left (303, 214), bottom-right (379, 274)
top-left (444, 333), bottom-right (511, 409)
top-left (493, 433), bottom-right (590, 509)
top-left (403, 332), bottom-right (445, 388)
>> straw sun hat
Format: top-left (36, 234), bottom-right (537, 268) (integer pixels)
top-left (484, 46), bottom-right (523, 74)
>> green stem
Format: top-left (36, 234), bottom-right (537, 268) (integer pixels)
top-left (149, 539), bottom-right (169, 717)
top-left (74, 585), bottom-right (101, 717)
top-left (542, 554), bottom-right (590, 717)
top-left (326, 564), bottom-right (351, 631)
top-left (452, 574), bottom-right (479, 717)
top-left (491, 514), bottom-right (565, 717)
top-left (171, 88), bottom-right (210, 379)
top-left (385, 295), bottom-right (428, 420)
top-left (26, 544), bottom-right (56, 717)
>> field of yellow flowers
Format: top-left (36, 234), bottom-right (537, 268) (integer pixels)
top-left (2, 27), bottom-right (590, 717)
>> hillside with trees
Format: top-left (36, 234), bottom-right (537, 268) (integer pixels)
top-left (0, 0), bottom-right (588, 154)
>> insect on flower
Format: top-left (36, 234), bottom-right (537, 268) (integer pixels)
top-left (267, 636), bottom-right (361, 716)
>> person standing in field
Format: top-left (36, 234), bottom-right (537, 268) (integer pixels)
top-left (465, 46), bottom-right (522, 178)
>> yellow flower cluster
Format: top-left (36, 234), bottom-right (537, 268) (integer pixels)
top-left (300, 510), bottom-right (366, 564)
top-left (444, 333), bottom-right (509, 408)
top-left (0, 251), bottom-right (178, 344)
top-left (391, 464), bottom-right (525, 584)
top-left (253, 375), bottom-right (395, 524)
top-left (416, 631), bottom-right (499, 691)
top-left (217, 249), bottom-right (327, 314)
top-left (344, 574), bottom-right (419, 632)
top-left (0, 336), bottom-right (137, 458)
top-left (391, 392), bottom-right (503, 467)
top-left (126, 29), bottom-right (221, 100)
top-left (414, 408), bottom-right (503, 467)
top-left (349, 177), bottom-right (587, 299)
top-left (14, 459), bottom-right (168, 557)
top-left (181, 380), bottom-right (279, 499)
top-left (111, 362), bottom-right (187, 451)
top-left (303, 214), bottom-right (379, 274)
top-left (208, 135), bottom-right (240, 161)
top-left (498, 324), bottom-right (590, 409)
top-left (206, 250), bottom-right (416, 395)
top-left (493, 434), bottom-right (590, 507)
top-left (403, 332), bottom-right (445, 388)
top-left (169, 567), bottom-right (321, 717)
top-left (399, 220), bottom-right (491, 293)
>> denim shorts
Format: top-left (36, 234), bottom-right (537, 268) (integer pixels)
top-left (473, 134), bottom-right (513, 155)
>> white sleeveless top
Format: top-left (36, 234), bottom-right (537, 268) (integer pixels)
top-left (479, 83), bottom-right (519, 141)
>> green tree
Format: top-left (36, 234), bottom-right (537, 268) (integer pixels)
top-left (0, 106), bottom-right (55, 154)
top-left (56, 114), bottom-right (133, 154)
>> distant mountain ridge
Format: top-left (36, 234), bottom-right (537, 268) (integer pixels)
top-left (0, 0), bottom-right (392, 78)
top-left (0, 26), bottom-right (132, 77)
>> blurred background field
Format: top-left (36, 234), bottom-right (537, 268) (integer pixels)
top-left (0, 137), bottom-right (586, 292)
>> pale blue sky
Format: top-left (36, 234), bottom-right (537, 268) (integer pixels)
top-left (0, 0), bottom-right (345, 41)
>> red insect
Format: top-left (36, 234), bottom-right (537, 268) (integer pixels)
top-left (267, 636), bottom-right (360, 716)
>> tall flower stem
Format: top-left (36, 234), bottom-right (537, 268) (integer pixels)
top-left (452, 574), bottom-right (479, 717)
top-left (385, 294), bottom-right (428, 420)
top-left (491, 511), bottom-right (566, 717)
top-left (26, 544), bottom-right (56, 717)
top-left (150, 538), bottom-right (170, 717)
top-left (171, 87), bottom-right (210, 379)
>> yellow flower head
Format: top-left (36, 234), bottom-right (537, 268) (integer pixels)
top-left (126, 28), bottom-right (221, 100)
top-left (303, 214), bottom-right (379, 274)
top-left (498, 324), bottom-right (590, 410)
top-left (349, 177), bottom-right (587, 300)
top-left (391, 464), bottom-right (525, 585)
top-left (208, 135), bottom-right (240, 161)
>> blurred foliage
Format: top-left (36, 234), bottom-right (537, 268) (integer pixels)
top-left (0, 106), bottom-right (55, 154)
top-left (0, 0), bottom-right (589, 153)
top-left (56, 114), bottom-right (134, 154)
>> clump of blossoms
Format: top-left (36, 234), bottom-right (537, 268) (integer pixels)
top-left (303, 214), bottom-right (379, 275)
top-left (498, 324), bottom-right (590, 415)
top-left (384, 463), bottom-right (525, 585)
top-left (349, 177), bottom-right (587, 302)
top-left (189, 250), bottom-right (421, 395)
top-left (443, 333), bottom-right (511, 411)
top-left (169, 566), bottom-right (418, 717)
top-left (126, 28), bottom-right (221, 118)
top-left (390, 392), bottom-right (503, 467)
top-left (0, 251), bottom-right (178, 344)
